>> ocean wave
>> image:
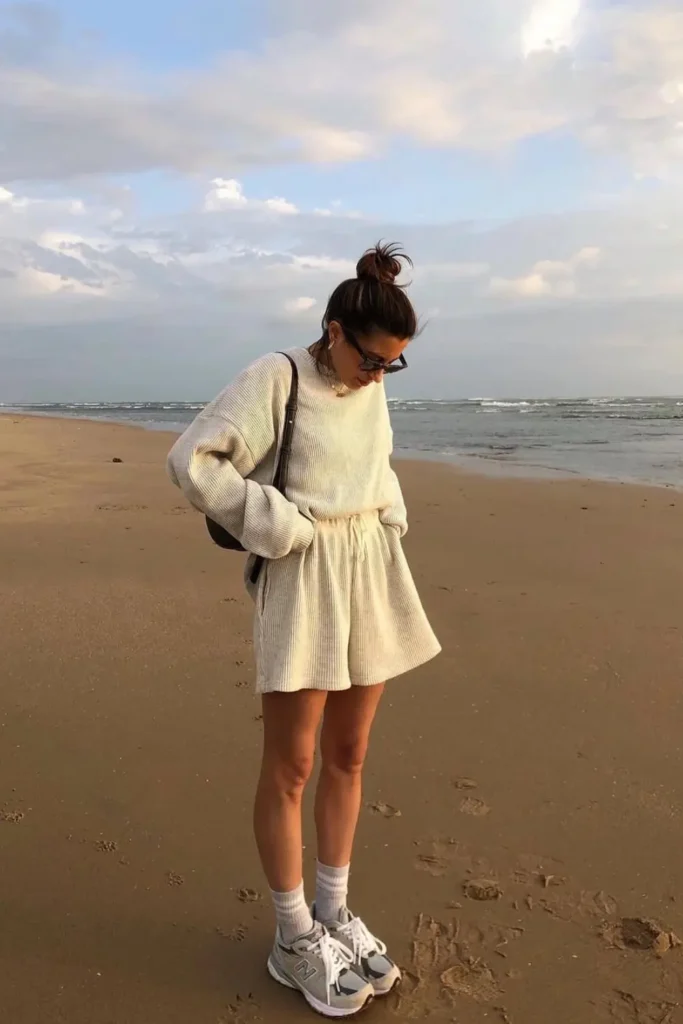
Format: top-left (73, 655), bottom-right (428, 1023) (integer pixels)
top-left (480, 399), bottom-right (531, 408)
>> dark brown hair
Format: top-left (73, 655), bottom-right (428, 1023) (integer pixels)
top-left (315, 242), bottom-right (417, 354)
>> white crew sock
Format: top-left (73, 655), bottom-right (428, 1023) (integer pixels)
top-left (315, 861), bottom-right (350, 923)
top-left (270, 881), bottom-right (314, 944)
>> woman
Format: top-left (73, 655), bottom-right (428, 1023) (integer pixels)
top-left (167, 242), bottom-right (440, 1018)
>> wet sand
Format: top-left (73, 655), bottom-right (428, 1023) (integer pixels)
top-left (1, 412), bottom-right (683, 1024)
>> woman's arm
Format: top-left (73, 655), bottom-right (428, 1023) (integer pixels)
top-left (378, 418), bottom-right (408, 536)
top-left (379, 466), bottom-right (408, 537)
top-left (167, 354), bottom-right (314, 559)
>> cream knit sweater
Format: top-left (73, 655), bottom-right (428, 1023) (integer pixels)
top-left (166, 347), bottom-right (408, 560)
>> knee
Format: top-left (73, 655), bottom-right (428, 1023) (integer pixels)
top-left (265, 751), bottom-right (315, 798)
top-left (322, 740), bottom-right (368, 778)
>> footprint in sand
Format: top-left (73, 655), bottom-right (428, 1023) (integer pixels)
top-left (392, 913), bottom-right (501, 1019)
top-left (218, 994), bottom-right (262, 1024)
top-left (415, 853), bottom-right (448, 877)
top-left (413, 837), bottom-right (471, 879)
top-left (603, 918), bottom-right (681, 957)
top-left (216, 925), bottom-right (248, 942)
top-left (96, 503), bottom-right (148, 512)
top-left (167, 871), bottom-right (185, 887)
top-left (463, 878), bottom-right (503, 902)
top-left (234, 680), bottom-right (249, 689)
top-left (459, 796), bottom-right (491, 817)
top-left (93, 839), bottom-right (118, 853)
top-left (453, 777), bottom-right (478, 791)
top-left (609, 990), bottom-right (679, 1024)
top-left (0, 809), bottom-right (25, 824)
top-left (368, 801), bottom-right (402, 818)
top-left (237, 888), bottom-right (262, 904)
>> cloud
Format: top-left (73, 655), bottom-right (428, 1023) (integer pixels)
top-left (2, 3), bottom-right (683, 401)
top-left (204, 178), bottom-right (299, 215)
top-left (1, 2), bottom-right (683, 181)
top-left (2, 171), bottom-right (683, 399)
top-left (284, 296), bottom-right (317, 314)
top-left (489, 246), bottom-right (601, 300)
top-left (521, 0), bottom-right (582, 57)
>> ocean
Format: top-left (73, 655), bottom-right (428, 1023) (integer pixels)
top-left (4, 396), bottom-right (683, 488)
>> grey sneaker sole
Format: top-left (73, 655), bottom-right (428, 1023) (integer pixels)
top-left (370, 965), bottom-right (401, 997)
top-left (267, 954), bottom-right (374, 1018)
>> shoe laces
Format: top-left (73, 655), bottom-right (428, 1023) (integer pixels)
top-left (337, 914), bottom-right (387, 961)
top-left (307, 928), bottom-right (355, 1001)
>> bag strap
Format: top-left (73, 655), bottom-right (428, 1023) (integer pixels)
top-left (272, 353), bottom-right (298, 494)
top-left (249, 352), bottom-right (298, 584)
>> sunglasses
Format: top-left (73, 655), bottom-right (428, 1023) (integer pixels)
top-left (342, 328), bottom-right (407, 374)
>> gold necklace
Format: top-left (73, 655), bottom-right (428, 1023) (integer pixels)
top-left (311, 346), bottom-right (350, 397)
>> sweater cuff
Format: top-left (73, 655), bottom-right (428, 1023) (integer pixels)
top-left (290, 514), bottom-right (315, 553)
top-left (379, 508), bottom-right (408, 538)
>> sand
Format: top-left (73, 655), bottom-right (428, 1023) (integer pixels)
top-left (1, 412), bottom-right (683, 1024)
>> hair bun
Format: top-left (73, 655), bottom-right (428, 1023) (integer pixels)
top-left (356, 241), bottom-right (411, 285)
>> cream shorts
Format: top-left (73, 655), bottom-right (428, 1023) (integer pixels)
top-left (249, 511), bottom-right (441, 694)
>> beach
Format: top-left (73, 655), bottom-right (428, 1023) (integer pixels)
top-left (2, 412), bottom-right (683, 1024)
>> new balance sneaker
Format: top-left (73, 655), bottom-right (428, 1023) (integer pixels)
top-left (313, 906), bottom-right (401, 997)
top-left (267, 921), bottom-right (374, 1018)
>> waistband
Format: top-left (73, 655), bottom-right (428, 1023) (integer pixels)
top-left (314, 509), bottom-right (381, 528)
top-left (314, 510), bottom-right (381, 561)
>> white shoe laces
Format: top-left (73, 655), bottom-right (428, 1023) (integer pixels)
top-left (309, 929), bottom-right (355, 1003)
top-left (337, 915), bottom-right (387, 961)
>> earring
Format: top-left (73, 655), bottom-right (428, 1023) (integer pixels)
top-left (328, 337), bottom-right (336, 349)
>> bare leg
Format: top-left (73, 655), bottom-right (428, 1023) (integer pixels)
top-left (315, 684), bottom-right (385, 868)
top-left (253, 689), bottom-right (327, 892)
top-left (313, 684), bottom-right (402, 997)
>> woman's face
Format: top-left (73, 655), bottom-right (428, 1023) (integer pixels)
top-left (327, 321), bottom-right (409, 390)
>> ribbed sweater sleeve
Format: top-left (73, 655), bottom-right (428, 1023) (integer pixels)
top-left (378, 425), bottom-right (408, 536)
top-left (166, 355), bottom-right (315, 559)
top-left (379, 467), bottom-right (408, 537)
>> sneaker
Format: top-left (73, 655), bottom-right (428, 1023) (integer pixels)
top-left (313, 906), bottom-right (401, 997)
top-left (267, 921), bottom-right (374, 1018)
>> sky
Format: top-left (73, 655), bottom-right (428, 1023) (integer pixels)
top-left (1, 0), bottom-right (683, 400)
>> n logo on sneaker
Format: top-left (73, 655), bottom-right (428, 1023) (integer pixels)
top-left (294, 958), bottom-right (317, 982)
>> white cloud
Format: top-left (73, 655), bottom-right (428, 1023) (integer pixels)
top-left (2, 3), bottom-right (683, 400)
top-left (284, 296), bottom-right (317, 313)
top-left (1, 2), bottom-right (682, 181)
top-left (314, 202), bottom-right (363, 219)
top-left (291, 255), bottom-right (357, 276)
top-left (2, 171), bottom-right (683, 400)
top-left (521, 0), bottom-right (582, 57)
top-left (298, 128), bottom-right (373, 163)
top-left (204, 178), bottom-right (299, 215)
top-left (264, 196), bottom-right (298, 215)
top-left (489, 246), bottom-right (601, 300)
top-left (18, 265), bottom-right (107, 297)
top-left (204, 178), bottom-right (247, 211)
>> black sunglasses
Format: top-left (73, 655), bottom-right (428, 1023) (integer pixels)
top-left (342, 328), bottom-right (407, 374)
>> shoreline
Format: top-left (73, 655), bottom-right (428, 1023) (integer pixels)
top-left (2, 408), bottom-right (680, 492)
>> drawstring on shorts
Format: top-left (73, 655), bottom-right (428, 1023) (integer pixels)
top-left (351, 515), bottom-right (369, 563)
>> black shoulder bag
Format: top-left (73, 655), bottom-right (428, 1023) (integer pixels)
top-left (205, 352), bottom-right (299, 585)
